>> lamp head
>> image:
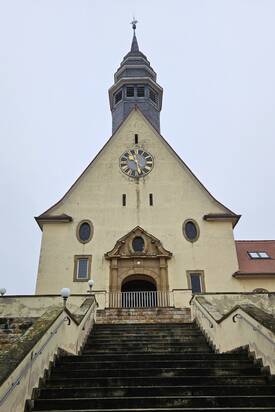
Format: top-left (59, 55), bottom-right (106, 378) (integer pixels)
top-left (60, 288), bottom-right (71, 298)
top-left (60, 288), bottom-right (70, 306)
top-left (88, 279), bottom-right (94, 289)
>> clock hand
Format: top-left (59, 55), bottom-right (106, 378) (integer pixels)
top-left (133, 154), bottom-right (142, 174)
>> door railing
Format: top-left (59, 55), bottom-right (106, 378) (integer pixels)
top-left (108, 291), bottom-right (171, 308)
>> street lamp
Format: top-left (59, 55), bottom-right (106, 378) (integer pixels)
top-left (88, 279), bottom-right (94, 293)
top-left (60, 288), bottom-right (71, 307)
top-left (0, 288), bottom-right (6, 296)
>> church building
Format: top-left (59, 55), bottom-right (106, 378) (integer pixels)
top-left (34, 23), bottom-right (275, 305)
top-left (1, 22), bottom-right (275, 412)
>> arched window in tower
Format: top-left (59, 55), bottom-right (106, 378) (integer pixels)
top-left (132, 236), bottom-right (145, 252)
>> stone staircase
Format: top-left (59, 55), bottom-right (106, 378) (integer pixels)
top-left (28, 322), bottom-right (275, 411)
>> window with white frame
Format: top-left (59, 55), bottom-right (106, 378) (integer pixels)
top-left (247, 251), bottom-right (270, 259)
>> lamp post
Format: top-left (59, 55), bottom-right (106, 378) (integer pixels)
top-left (0, 288), bottom-right (6, 296)
top-left (88, 279), bottom-right (94, 293)
top-left (60, 288), bottom-right (71, 307)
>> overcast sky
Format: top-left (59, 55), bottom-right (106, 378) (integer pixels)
top-left (0, 0), bottom-right (274, 295)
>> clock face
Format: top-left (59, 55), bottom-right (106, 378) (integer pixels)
top-left (120, 148), bottom-right (154, 178)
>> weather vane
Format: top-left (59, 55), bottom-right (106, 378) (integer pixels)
top-left (131, 18), bottom-right (138, 32)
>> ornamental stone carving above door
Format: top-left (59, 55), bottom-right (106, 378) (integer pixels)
top-left (105, 226), bottom-right (172, 293)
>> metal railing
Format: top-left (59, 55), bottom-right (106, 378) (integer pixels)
top-left (109, 291), bottom-right (171, 308)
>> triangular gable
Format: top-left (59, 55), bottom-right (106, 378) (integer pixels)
top-left (105, 226), bottom-right (172, 259)
top-left (35, 106), bottom-right (240, 228)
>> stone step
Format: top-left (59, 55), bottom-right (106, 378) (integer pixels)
top-left (84, 338), bottom-right (208, 348)
top-left (91, 331), bottom-right (202, 338)
top-left (51, 366), bottom-right (260, 378)
top-left (87, 336), bottom-right (207, 344)
top-left (31, 395), bottom-right (275, 410)
top-left (94, 322), bottom-right (196, 330)
top-left (61, 352), bottom-right (250, 362)
top-left (96, 319), bottom-right (191, 324)
top-left (83, 345), bottom-right (212, 354)
top-left (29, 409), bottom-right (275, 412)
top-left (36, 384), bottom-right (275, 399)
top-left (44, 375), bottom-right (270, 388)
top-left (56, 360), bottom-right (255, 370)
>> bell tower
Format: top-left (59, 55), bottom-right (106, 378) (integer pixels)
top-left (109, 20), bottom-right (163, 133)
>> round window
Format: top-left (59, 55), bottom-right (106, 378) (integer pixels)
top-left (77, 221), bottom-right (93, 243)
top-left (132, 236), bottom-right (145, 252)
top-left (183, 220), bottom-right (199, 242)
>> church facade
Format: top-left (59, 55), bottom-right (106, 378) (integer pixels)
top-left (35, 27), bottom-right (275, 303)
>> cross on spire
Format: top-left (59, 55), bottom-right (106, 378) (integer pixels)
top-left (131, 18), bottom-right (138, 32)
top-left (130, 18), bottom-right (139, 53)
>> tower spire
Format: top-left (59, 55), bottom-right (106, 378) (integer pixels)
top-left (109, 20), bottom-right (163, 133)
top-left (130, 18), bottom-right (139, 53)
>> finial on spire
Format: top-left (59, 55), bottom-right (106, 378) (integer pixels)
top-left (131, 18), bottom-right (138, 32)
top-left (130, 18), bottom-right (139, 53)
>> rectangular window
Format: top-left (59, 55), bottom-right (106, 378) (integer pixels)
top-left (149, 88), bottom-right (158, 104)
top-left (114, 89), bottom-right (122, 104)
top-left (187, 271), bottom-right (205, 293)
top-left (137, 86), bottom-right (145, 97)
top-left (122, 194), bottom-right (126, 206)
top-left (149, 193), bottom-right (153, 206)
top-left (134, 134), bottom-right (138, 144)
top-left (78, 259), bottom-right (88, 279)
top-left (74, 255), bottom-right (91, 281)
top-left (126, 86), bottom-right (135, 97)
top-left (248, 251), bottom-right (270, 259)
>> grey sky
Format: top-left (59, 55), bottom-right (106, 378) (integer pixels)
top-left (0, 0), bottom-right (274, 295)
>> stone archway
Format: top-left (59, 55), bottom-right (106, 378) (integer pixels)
top-left (105, 226), bottom-right (172, 294)
top-left (121, 274), bottom-right (157, 292)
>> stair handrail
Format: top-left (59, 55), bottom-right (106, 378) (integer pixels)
top-left (0, 314), bottom-right (70, 408)
top-left (192, 298), bottom-right (215, 329)
top-left (232, 313), bottom-right (275, 346)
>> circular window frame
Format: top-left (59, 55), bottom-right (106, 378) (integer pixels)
top-left (129, 235), bottom-right (147, 254)
top-left (182, 219), bottom-right (200, 243)
top-left (76, 220), bottom-right (93, 244)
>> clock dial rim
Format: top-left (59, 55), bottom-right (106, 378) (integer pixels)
top-left (119, 148), bottom-right (154, 178)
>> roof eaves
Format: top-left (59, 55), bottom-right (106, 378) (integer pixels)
top-left (204, 213), bottom-right (241, 228)
top-left (35, 214), bottom-right (73, 230)
top-left (233, 271), bottom-right (275, 278)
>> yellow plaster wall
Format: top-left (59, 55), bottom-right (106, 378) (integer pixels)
top-left (35, 110), bottom-right (263, 295)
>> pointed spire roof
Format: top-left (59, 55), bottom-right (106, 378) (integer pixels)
top-left (119, 19), bottom-right (151, 67)
top-left (131, 32), bottom-right (139, 53)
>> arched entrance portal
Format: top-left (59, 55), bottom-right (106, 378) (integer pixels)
top-left (122, 276), bottom-right (157, 292)
top-left (105, 227), bottom-right (172, 308)
top-left (121, 275), bottom-right (158, 308)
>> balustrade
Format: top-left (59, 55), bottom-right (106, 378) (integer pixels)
top-left (108, 291), bottom-right (171, 308)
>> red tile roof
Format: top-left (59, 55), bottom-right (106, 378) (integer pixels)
top-left (235, 240), bottom-right (275, 276)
